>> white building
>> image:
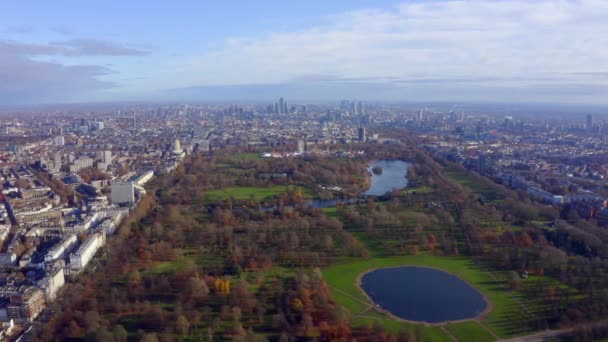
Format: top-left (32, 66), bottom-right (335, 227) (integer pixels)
top-left (98, 210), bottom-right (126, 235)
top-left (111, 182), bottom-right (135, 205)
top-left (134, 170), bottom-right (154, 186)
top-left (38, 266), bottom-right (65, 301)
top-left (69, 157), bottom-right (94, 173)
top-left (93, 121), bottom-right (104, 130)
top-left (44, 234), bottom-right (78, 263)
top-left (53, 153), bottom-right (62, 172)
top-left (69, 232), bottom-right (106, 271)
top-left (54, 136), bottom-right (65, 146)
top-left (103, 150), bottom-right (112, 163)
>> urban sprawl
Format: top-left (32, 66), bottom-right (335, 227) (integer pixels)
top-left (0, 99), bottom-right (605, 340)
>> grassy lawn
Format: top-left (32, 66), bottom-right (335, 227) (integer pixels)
top-left (224, 152), bottom-right (262, 161)
top-left (147, 258), bottom-right (194, 275)
top-left (204, 185), bottom-right (312, 201)
top-left (401, 185), bottom-right (433, 195)
top-left (323, 254), bottom-right (531, 341)
top-left (447, 321), bottom-right (496, 342)
top-left (443, 165), bottom-right (505, 202)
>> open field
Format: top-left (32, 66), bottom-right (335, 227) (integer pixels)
top-left (447, 321), bottom-right (496, 342)
top-left (442, 164), bottom-right (506, 202)
top-left (323, 255), bottom-right (537, 341)
top-left (203, 185), bottom-right (312, 201)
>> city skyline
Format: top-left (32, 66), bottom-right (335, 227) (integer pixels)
top-left (2, 0), bottom-right (608, 105)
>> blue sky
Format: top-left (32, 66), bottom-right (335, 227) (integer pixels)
top-left (2, 0), bottom-right (608, 105)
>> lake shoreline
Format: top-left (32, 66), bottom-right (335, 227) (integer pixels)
top-left (354, 264), bottom-right (493, 326)
top-left (362, 160), bottom-right (411, 197)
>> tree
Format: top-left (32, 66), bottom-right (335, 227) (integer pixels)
top-left (175, 315), bottom-right (190, 336)
top-left (509, 271), bottom-right (521, 290)
top-left (140, 333), bottom-right (159, 342)
top-left (187, 275), bottom-right (209, 300)
top-left (112, 325), bottom-right (128, 342)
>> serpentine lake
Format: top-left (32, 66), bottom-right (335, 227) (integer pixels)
top-left (360, 266), bottom-right (488, 323)
top-left (308, 160), bottom-right (411, 208)
top-left (363, 160), bottom-right (411, 196)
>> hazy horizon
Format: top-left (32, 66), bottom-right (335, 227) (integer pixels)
top-left (2, 0), bottom-right (608, 105)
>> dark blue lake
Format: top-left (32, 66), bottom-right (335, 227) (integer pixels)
top-left (363, 160), bottom-right (411, 196)
top-left (360, 266), bottom-right (487, 323)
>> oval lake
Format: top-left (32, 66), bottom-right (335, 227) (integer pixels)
top-left (360, 266), bottom-right (488, 323)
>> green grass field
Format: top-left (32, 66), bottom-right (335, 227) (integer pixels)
top-left (323, 254), bottom-right (533, 341)
top-left (204, 185), bottom-right (312, 201)
top-left (224, 152), bottom-right (263, 161)
top-left (443, 165), bottom-right (506, 202)
top-left (447, 321), bottom-right (496, 342)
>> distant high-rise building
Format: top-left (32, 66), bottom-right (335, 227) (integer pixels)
top-left (417, 110), bottom-right (425, 122)
top-left (449, 111), bottom-right (457, 123)
top-left (53, 153), bottom-right (62, 172)
top-left (93, 121), bottom-right (104, 130)
top-left (586, 114), bottom-right (593, 131)
top-left (297, 140), bottom-right (305, 154)
top-left (103, 150), bottom-right (112, 163)
top-left (279, 97), bottom-right (285, 115)
top-left (503, 116), bottom-right (513, 129)
top-left (358, 127), bottom-right (367, 143)
top-left (54, 136), bottom-right (65, 146)
top-left (173, 138), bottom-right (181, 153)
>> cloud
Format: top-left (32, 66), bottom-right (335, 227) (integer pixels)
top-left (53, 39), bottom-right (148, 56)
top-left (0, 39), bottom-right (148, 57)
top-left (0, 52), bottom-right (112, 104)
top-left (0, 38), bottom-right (147, 104)
top-left (5, 25), bottom-right (33, 34)
top-left (52, 26), bottom-right (73, 36)
top-left (174, 0), bottom-right (608, 103)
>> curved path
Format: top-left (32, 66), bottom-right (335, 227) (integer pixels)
top-left (495, 328), bottom-right (574, 342)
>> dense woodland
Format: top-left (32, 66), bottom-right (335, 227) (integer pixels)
top-left (30, 137), bottom-right (608, 341)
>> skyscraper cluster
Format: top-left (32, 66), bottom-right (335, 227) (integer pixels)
top-left (268, 97), bottom-right (290, 115)
top-left (340, 99), bottom-right (365, 115)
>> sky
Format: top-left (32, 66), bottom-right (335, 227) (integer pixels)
top-left (1, 0), bottom-right (608, 106)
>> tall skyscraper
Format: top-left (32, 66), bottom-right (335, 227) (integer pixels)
top-left (358, 127), bottom-right (366, 143)
top-left (53, 153), bottom-right (62, 172)
top-left (586, 114), bottom-right (593, 131)
top-left (133, 112), bottom-right (137, 130)
top-left (279, 97), bottom-right (285, 115)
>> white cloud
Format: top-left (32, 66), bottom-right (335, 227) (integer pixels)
top-left (174, 0), bottom-right (608, 100)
